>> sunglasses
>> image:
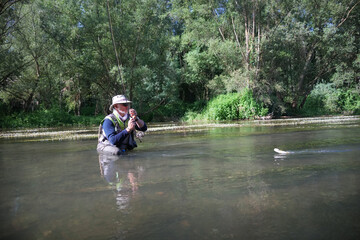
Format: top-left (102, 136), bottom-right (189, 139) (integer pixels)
top-left (121, 103), bottom-right (129, 107)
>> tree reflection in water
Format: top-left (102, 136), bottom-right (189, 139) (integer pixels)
top-left (98, 154), bottom-right (144, 211)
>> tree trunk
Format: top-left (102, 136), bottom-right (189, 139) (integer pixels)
top-left (25, 56), bottom-right (40, 111)
top-left (231, 16), bottom-right (243, 57)
top-left (293, 47), bottom-right (314, 109)
top-left (243, 6), bottom-right (250, 70)
top-left (255, 22), bottom-right (261, 79)
top-left (213, 9), bottom-right (225, 41)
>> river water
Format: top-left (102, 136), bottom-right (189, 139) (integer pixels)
top-left (1, 117), bottom-right (360, 239)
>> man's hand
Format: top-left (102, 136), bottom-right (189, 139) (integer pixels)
top-left (128, 108), bottom-right (145, 129)
top-left (126, 118), bottom-right (136, 132)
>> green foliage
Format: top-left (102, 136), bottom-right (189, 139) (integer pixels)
top-left (259, 0), bottom-right (359, 113)
top-left (303, 83), bottom-right (340, 115)
top-left (339, 89), bottom-right (360, 114)
top-left (301, 83), bottom-right (360, 116)
top-left (183, 89), bottom-right (268, 121)
top-left (0, 107), bottom-right (104, 129)
top-left (1, 0), bottom-right (360, 128)
top-left (150, 100), bottom-right (189, 122)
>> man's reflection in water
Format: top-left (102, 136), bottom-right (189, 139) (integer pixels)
top-left (98, 154), bottom-right (144, 211)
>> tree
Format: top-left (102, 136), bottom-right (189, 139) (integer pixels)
top-left (0, 0), bottom-right (24, 92)
top-left (0, 0), bottom-right (56, 111)
top-left (37, 0), bottom-right (178, 116)
top-left (260, 0), bottom-right (360, 113)
top-left (1, 0), bottom-right (359, 121)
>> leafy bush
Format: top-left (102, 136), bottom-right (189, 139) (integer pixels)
top-left (301, 83), bottom-right (337, 116)
top-left (339, 89), bottom-right (360, 114)
top-left (301, 83), bottom-right (360, 116)
top-left (183, 89), bottom-right (268, 121)
top-left (0, 106), bottom-right (104, 129)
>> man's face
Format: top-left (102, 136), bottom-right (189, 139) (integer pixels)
top-left (114, 103), bottom-right (129, 114)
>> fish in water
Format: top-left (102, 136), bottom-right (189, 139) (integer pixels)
top-left (274, 147), bottom-right (355, 154)
top-left (274, 148), bottom-right (290, 154)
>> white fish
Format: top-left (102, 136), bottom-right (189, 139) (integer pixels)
top-left (274, 148), bottom-right (290, 154)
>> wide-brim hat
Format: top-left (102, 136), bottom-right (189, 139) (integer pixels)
top-left (109, 95), bottom-right (132, 111)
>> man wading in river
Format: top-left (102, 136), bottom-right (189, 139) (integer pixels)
top-left (97, 95), bottom-right (147, 155)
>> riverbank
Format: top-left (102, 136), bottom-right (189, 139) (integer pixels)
top-left (1, 115), bottom-right (359, 142)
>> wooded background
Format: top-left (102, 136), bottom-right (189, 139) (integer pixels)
top-left (1, 0), bottom-right (359, 123)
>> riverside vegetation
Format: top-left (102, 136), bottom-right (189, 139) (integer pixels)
top-left (1, 0), bottom-right (359, 129)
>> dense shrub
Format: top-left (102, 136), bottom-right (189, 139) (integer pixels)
top-left (301, 83), bottom-right (360, 116)
top-left (183, 89), bottom-right (268, 121)
top-left (0, 106), bottom-right (104, 129)
top-left (339, 89), bottom-right (360, 114)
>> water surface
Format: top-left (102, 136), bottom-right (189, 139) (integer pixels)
top-left (1, 119), bottom-right (360, 239)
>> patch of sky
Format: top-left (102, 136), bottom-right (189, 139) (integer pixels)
top-left (214, 7), bottom-right (226, 17)
top-left (78, 2), bottom-right (86, 28)
top-left (325, 18), bottom-right (334, 28)
top-left (214, 0), bottom-right (226, 16)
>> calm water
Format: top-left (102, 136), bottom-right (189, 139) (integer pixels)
top-left (1, 121), bottom-right (360, 239)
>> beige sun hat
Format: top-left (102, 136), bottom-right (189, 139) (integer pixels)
top-left (109, 95), bottom-right (132, 111)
